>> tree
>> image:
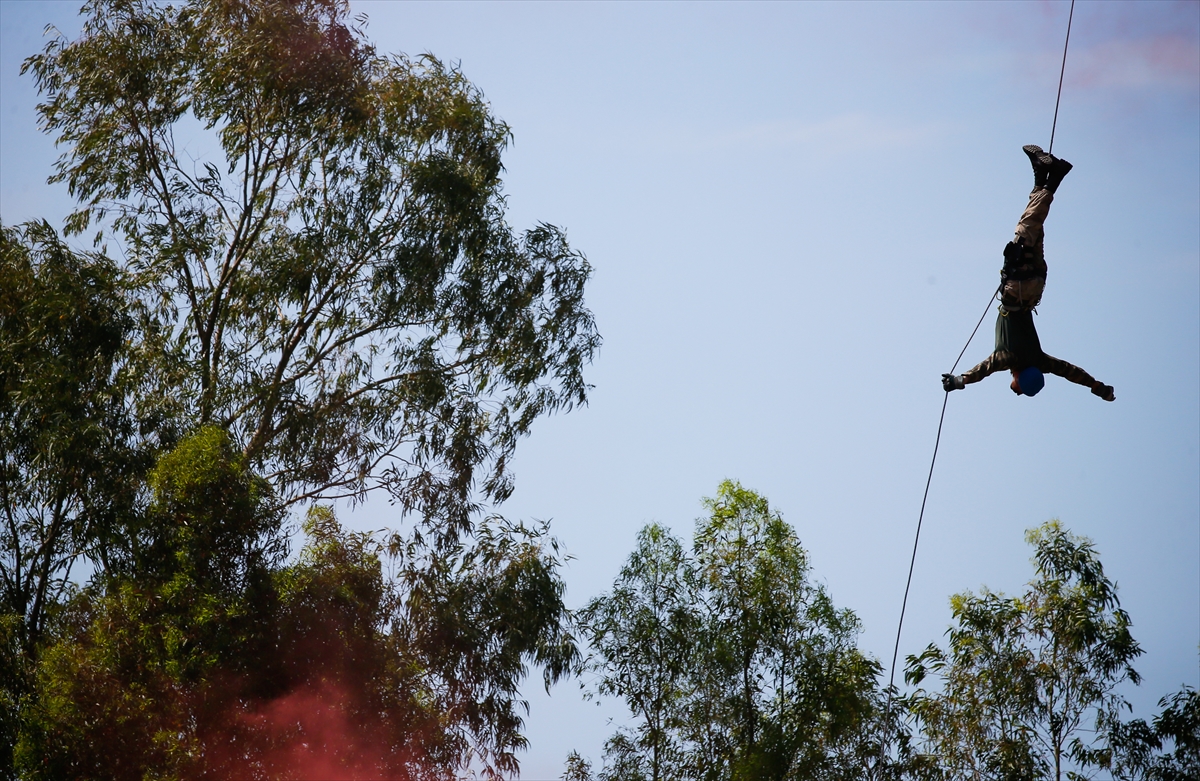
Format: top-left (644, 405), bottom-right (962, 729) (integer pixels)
top-left (24, 0), bottom-right (599, 528)
top-left (387, 513), bottom-right (579, 778)
top-left (14, 426), bottom-right (285, 780)
top-left (906, 521), bottom-right (1144, 781)
top-left (562, 750), bottom-right (596, 781)
top-left (17, 428), bottom-right (577, 779)
top-left (1104, 685), bottom-right (1200, 780)
top-left (580, 482), bottom-right (891, 781)
top-left (578, 523), bottom-right (698, 781)
top-left (0, 222), bottom-right (136, 654)
top-left (687, 481), bottom-right (880, 781)
top-left (9, 0), bottom-right (596, 773)
top-left (0, 221), bottom-right (150, 772)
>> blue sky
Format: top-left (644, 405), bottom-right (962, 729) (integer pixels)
top-left (2, 2), bottom-right (1197, 778)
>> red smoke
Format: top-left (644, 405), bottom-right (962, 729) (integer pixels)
top-left (240, 682), bottom-right (390, 780)
top-left (201, 680), bottom-right (414, 781)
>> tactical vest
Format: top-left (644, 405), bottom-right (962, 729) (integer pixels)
top-left (1000, 239), bottom-right (1047, 311)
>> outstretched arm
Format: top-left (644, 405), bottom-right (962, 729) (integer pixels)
top-left (961, 352), bottom-right (1012, 385)
top-left (943, 352), bottom-right (1011, 391)
top-left (1039, 354), bottom-right (1115, 401)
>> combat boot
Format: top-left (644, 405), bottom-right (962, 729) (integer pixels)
top-left (1023, 144), bottom-right (1053, 189)
top-left (1044, 155), bottom-right (1073, 193)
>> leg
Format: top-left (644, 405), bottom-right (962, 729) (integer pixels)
top-left (1002, 145), bottom-right (1070, 311)
top-left (1001, 188), bottom-right (1052, 310)
top-left (1013, 187), bottom-right (1053, 248)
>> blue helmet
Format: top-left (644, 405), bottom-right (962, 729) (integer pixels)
top-left (1018, 366), bottom-right (1045, 396)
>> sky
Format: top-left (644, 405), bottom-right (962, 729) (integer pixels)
top-left (2, 1), bottom-right (1198, 779)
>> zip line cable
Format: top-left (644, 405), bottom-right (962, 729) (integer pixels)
top-left (886, 284), bottom-right (998, 697)
top-left (875, 285), bottom-right (997, 766)
top-left (874, 5), bottom-right (1076, 771)
top-left (1049, 0), bottom-right (1076, 155)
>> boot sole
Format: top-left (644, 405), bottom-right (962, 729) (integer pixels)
top-left (1023, 144), bottom-right (1053, 166)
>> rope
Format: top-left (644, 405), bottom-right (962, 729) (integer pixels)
top-left (1048, 0), bottom-right (1076, 155)
top-left (886, 288), bottom-right (998, 673)
top-left (874, 286), bottom-right (997, 777)
top-left (949, 285), bottom-right (1001, 377)
top-left (873, 9), bottom-right (1075, 773)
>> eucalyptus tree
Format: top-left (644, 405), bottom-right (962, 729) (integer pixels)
top-left (15, 426), bottom-right (285, 780)
top-left (0, 221), bottom-right (154, 772)
top-left (688, 481), bottom-right (879, 781)
top-left (10, 0), bottom-right (596, 774)
top-left (581, 482), bottom-right (888, 781)
top-left (18, 429), bottom-right (577, 779)
top-left (562, 751), bottom-right (596, 781)
top-left (1101, 685), bottom-right (1199, 780)
top-left (906, 521), bottom-right (1144, 781)
top-left (24, 0), bottom-right (599, 530)
top-left (578, 523), bottom-right (699, 781)
top-left (0, 223), bottom-right (133, 655)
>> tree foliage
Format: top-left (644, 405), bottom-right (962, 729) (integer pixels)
top-left (15, 426), bottom-right (283, 779)
top-left (0, 222), bottom-right (137, 655)
top-left (1104, 686), bottom-right (1200, 781)
top-left (578, 523), bottom-right (696, 781)
top-left (5, 0), bottom-right (596, 776)
top-left (579, 481), bottom-right (911, 781)
top-left (690, 482), bottom-right (882, 780)
top-left (906, 521), bottom-right (1144, 781)
top-left (23, 0), bottom-right (599, 523)
top-left (16, 428), bottom-right (577, 779)
top-left (0, 220), bottom-right (153, 773)
top-left (578, 505), bottom-right (1182, 781)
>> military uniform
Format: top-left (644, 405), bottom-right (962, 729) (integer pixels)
top-left (961, 307), bottom-right (1112, 396)
top-left (1001, 188), bottom-right (1052, 312)
top-left (945, 145), bottom-right (1114, 401)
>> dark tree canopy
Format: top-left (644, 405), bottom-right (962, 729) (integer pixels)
top-left (0, 221), bottom-right (144, 659)
top-left (16, 430), bottom-right (578, 780)
top-left (571, 500), bottom-right (1193, 781)
top-left (24, 0), bottom-right (600, 525)
top-left (1105, 686), bottom-right (1200, 781)
top-left (4, 0), bottom-right (595, 777)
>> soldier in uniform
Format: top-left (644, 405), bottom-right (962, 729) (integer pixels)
top-left (941, 145), bottom-right (1115, 402)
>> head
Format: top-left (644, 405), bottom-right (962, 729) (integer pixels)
top-left (1010, 366), bottom-right (1045, 396)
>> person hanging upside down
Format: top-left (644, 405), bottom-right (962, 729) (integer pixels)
top-left (941, 145), bottom-right (1115, 402)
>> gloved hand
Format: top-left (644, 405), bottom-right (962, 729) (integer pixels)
top-left (942, 373), bottom-right (965, 392)
top-left (1091, 382), bottom-right (1115, 402)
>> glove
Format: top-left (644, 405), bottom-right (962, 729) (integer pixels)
top-left (1091, 382), bottom-right (1115, 402)
top-left (942, 373), bottom-right (965, 392)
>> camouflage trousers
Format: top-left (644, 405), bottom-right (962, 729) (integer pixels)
top-left (1014, 187), bottom-right (1053, 246)
top-left (1001, 188), bottom-right (1053, 310)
